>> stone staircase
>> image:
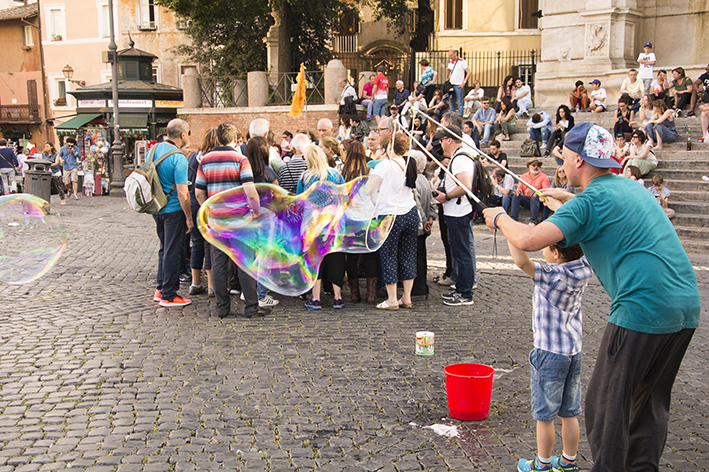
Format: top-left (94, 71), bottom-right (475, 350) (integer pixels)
top-left (491, 108), bottom-right (709, 254)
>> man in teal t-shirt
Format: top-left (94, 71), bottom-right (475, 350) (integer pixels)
top-left (151, 119), bottom-right (193, 308)
top-left (483, 122), bottom-right (699, 472)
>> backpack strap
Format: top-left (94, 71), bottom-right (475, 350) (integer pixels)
top-left (148, 145), bottom-right (185, 197)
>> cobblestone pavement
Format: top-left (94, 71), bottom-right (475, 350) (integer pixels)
top-left (1, 195), bottom-right (707, 472)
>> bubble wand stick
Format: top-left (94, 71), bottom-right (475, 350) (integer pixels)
top-left (410, 107), bottom-right (545, 198)
top-left (394, 122), bottom-right (486, 208)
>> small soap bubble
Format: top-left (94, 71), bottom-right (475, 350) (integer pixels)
top-left (198, 177), bottom-right (394, 296)
top-left (0, 194), bottom-right (68, 285)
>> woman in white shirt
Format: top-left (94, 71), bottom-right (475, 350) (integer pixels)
top-left (365, 132), bottom-right (419, 310)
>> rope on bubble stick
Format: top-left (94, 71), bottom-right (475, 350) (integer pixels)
top-left (409, 107), bottom-right (545, 197)
top-left (396, 122), bottom-right (485, 206)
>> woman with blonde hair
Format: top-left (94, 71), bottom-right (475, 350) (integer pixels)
top-left (365, 132), bottom-right (419, 310)
top-left (297, 144), bottom-right (346, 310)
top-left (318, 136), bottom-right (343, 171)
top-left (187, 128), bottom-right (219, 297)
top-left (551, 165), bottom-right (572, 192)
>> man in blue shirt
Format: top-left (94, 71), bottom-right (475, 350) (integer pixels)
top-left (471, 98), bottom-right (497, 145)
top-left (152, 119), bottom-right (194, 308)
top-left (59, 137), bottom-right (81, 199)
top-left (484, 122), bottom-right (700, 472)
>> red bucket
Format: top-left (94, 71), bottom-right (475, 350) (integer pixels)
top-left (444, 363), bottom-right (495, 421)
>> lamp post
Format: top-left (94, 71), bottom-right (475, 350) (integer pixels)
top-left (107, 0), bottom-right (125, 197)
top-left (61, 65), bottom-right (86, 87)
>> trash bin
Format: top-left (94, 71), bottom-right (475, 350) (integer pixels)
top-left (24, 159), bottom-right (53, 203)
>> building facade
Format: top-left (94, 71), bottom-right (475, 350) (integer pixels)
top-left (0, 3), bottom-right (48, 145)
top-left (535, 0), bottom-right (709, 106)
top-left (117, 0), bottom-right (191, 89)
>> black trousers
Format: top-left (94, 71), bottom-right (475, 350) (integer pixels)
top-left (586, 323), bottom-right (695, 472)
top-left (345, 252), bottom-right (377, 279)
top-left (211, 247), bottom-right (258, 317)
top-left (437, 204), bottom-right (452, 278)
top-left (411, 234), bottom-right (429, 296)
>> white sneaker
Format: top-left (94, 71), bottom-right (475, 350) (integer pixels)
top-left (259, 295), bottom-right (280, 307)
top-left (539, 143), bottom-right (547, 150)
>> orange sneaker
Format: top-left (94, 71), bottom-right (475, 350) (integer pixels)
top-left (159, 295), bottom-right (192, 307)
top-left (153, 289), bottom-right (161, 302)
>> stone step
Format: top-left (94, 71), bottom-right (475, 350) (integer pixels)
top-left (680, 240), bottom-right (709, 254)
top-left (643, 168), bottom-right (709, 180)
top-left (655, 150), bottom-right (709, 159)
top-left (668, 201), bottom-right (709, 214)
top-left (655, 179), bottom-right (709, 191)
top-left (670, 190), bottom-right (709, 203)
top-left (674, 225), bottom-right (709, 240)
top-left (656, 160), bottom-right (709, 170)
top-left (673, 213), bottom-right (709, 227)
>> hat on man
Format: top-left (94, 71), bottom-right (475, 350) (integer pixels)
top-left (589, 79), bottom-right (601, 85)
top-left (644, 42), bottom-right (652, 48)
top-left (526, 157), bottom-right (543, 167)
top-left (563, 122), bottom-right (620, 169)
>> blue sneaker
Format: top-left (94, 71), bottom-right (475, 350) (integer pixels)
top-left (551, 456), bottom-right (579, 472)
top-left (333, 298), bottom-right (344, 309)
top-left (518, 458), bottom-right (552, 472)
top-left (304, 298), bottom-right (322, 310)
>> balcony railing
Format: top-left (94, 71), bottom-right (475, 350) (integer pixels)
top-left (333, 34), bottom-right (358, 53)
top-left (0, 105), bottom-right (41, 123)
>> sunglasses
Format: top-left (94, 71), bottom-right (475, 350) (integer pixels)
top-left (376, 128), bottom-right (390, 132)
top-left (529, 164), bottom-right (540, 168)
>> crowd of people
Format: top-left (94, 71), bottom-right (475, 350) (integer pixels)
top-left (152, 110), bottom-right (487, 316)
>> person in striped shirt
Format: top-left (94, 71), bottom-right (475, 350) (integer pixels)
top-left (277, 133), bottom-right (311, 194)
top-left (507, 240), bottom-right (592, 472)
top-left (195, 122), bottom-right (263, 319)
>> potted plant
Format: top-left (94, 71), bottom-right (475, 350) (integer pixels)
top-left (53, 97), bottom-right (67, 107)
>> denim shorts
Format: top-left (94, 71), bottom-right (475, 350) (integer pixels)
top-left (529, 348), bottom-right (582, 422)
top-left (373, 98), bottom-right (388, 117)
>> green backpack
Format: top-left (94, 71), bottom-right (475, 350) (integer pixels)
top-left (124, 145), bottom-right (183, 214)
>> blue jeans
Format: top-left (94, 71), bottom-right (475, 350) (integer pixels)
top-left (450, 218), bottom-right (477, 287)
top-left (511, 193), bottom-right (550, 224)
top-left (478, 123), bottom-right (494, 144)
top-left (530, 348), bottom-right (583, 422)
top-left (373, 99), bottom-right (388, 117)
top-left (490, 194), bottom-right (511, 213)
top-left (445, 213), bottom-right (474, 299)
top-left (361, 99), bottom-right (373, 120)
top-left (528, 127), bottom-right (551, 143)
top-left (154, 210), bottom-right (187, 300)
top-left (450, 85), bottom-right (464, 114)
top-left (257, 282), bottom-right (267, 300)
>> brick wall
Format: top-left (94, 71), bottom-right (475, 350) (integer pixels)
top-left (179, 104), bottom-right (367, 145)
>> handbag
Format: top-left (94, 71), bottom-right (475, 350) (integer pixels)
top-left (442, 59), bottom-right (460, 95)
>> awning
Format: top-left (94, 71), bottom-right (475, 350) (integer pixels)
top-left (55, 113), bottom-right (102, 129)
top-left (108, 114), bottom-right (149, 129)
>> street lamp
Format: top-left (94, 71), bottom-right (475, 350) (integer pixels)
top-left (61, 64), bottom-right (86, 87)
top-left (107, 0), bottom-right (125, 197)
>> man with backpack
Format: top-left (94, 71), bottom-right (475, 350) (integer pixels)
top-left (432, 125), bottom-right (476, 306)
top-left (152, 119), bottom-right (194, 307)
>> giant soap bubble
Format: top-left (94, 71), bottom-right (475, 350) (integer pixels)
top-left (198, 177), bottom-right (394, 296)
top-left (0, 194), bottom-right (68, 285)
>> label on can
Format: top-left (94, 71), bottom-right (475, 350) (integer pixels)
top-left (416, 331), bottom-right (434, 356)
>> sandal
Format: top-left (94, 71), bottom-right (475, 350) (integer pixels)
top-left (398, 299), bottom-right (413, 309)
top-left (376, 300), bottom-right (399, 311)
top-left (432, 275), bottom-right (441, 283)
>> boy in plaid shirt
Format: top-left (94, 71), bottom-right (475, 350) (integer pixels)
top-left (508, 239), bottom-right (592, 472)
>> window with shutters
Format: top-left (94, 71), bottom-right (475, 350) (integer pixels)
top-left (519, 0), bottom-right (539, 29)
top-left (139, 0), bottom-right (156, 30)
top-left (24, 25), bottom-right (34, 47)
top-left (45, 4), bottom-right (66, 41)
top-left (97, 0), bottom-right (111, 38)
top-left (444, 0), bottom-right (462, 30)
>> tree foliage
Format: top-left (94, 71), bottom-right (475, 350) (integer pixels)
top-left (155, 0), bottom-right (273, 77)
top-left (156, 0), bottom-right (428, 76)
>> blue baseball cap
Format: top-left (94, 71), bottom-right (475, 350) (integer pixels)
top-left (644, 42), bottom-right (652, 48)
top-left (563, 122), bottom-right (621, 169)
